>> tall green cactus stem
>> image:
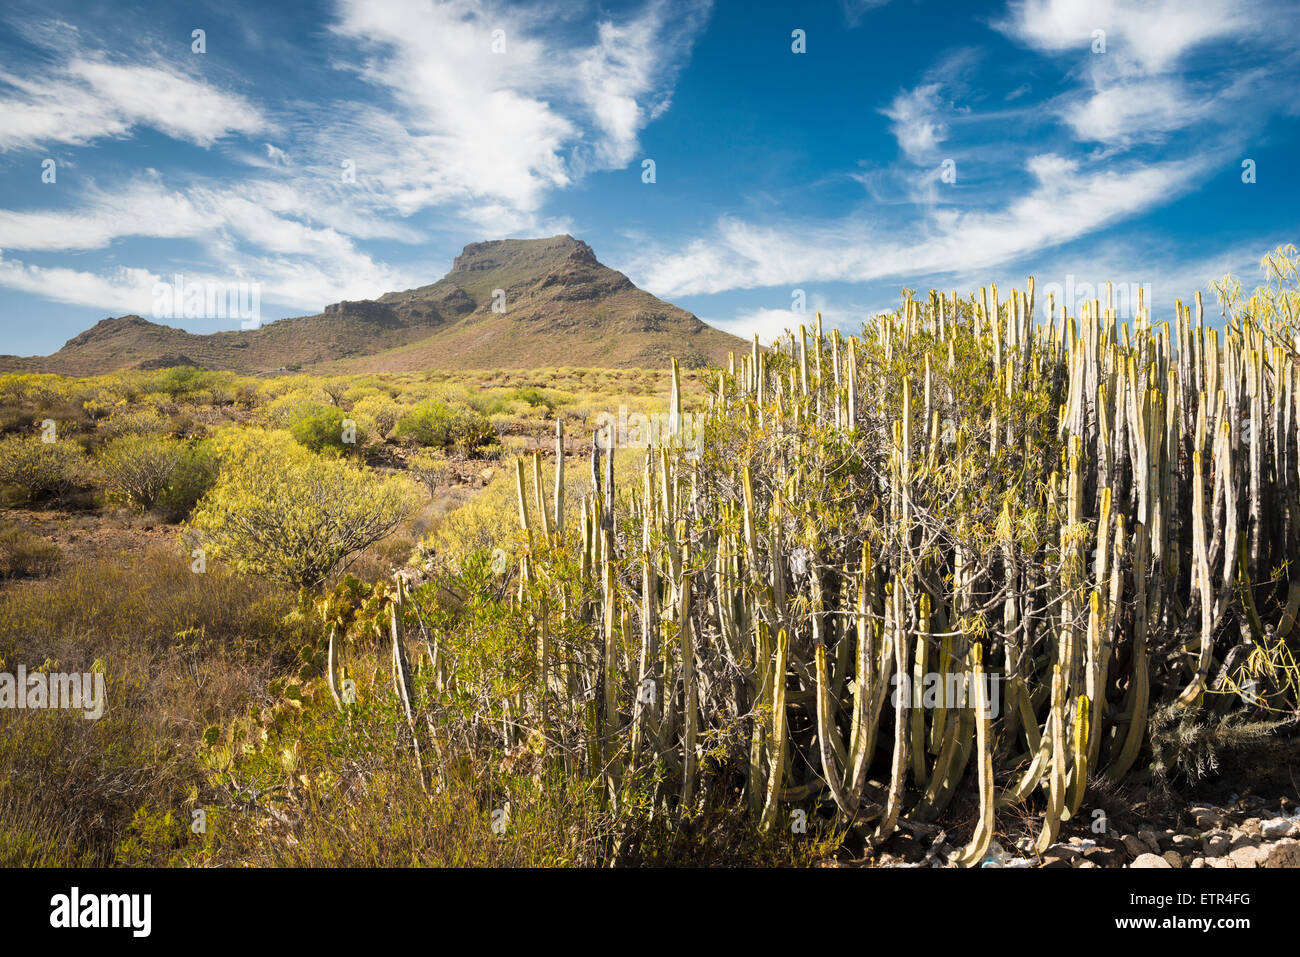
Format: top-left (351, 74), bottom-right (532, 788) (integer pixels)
top-left (1035, 665), bottom-right (1066, 853)
top-left (910, 593), bottom-right (930, 787)
top-left (874, 581), bottom-right (911, 841)
top-left (680, 571), bottom-right (698, 810)
top-left (553, 418), bottom-right (565, 541)
top-left (1065, 694), bottom-right (1091, 819)
top-left (953, 642), bottom-right (994, 867)
top-left (815, 642), bottom-right (858, 815)
top-left (326, 622), bottom-right (344, 712)
top-left (758, 628), bottom-right (789, 833)
top-left (515, 456), bottom-right (533, 544)
top-left (389, 577), bottom-right (427, 792)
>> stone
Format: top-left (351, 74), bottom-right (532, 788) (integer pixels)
top-left (1202, 829), bottom-right (1232, 857)
top-left (1046, 843), bottom-right (1082, 861)
top-left (1083, 845), bottom-right (1123, 867)
top-left (1161, 851), bottom-right (1184, 868)
top-left (1189, 858), bottom-right (1208, 868)
top-left (1131, 852), bottom-right (1171, 868)
top-left (1075, 860), bottom-right (1098, 868)
top-left (1192, 806), bottom-right (1223, 829)
top-left (1261, 839), bottom-right (1300, 868)
top-left (1138, 829), bottom-right (1164, 853)
top-left (1170, 833), bottom-right (1197, 853)
top-left (1228, 832), bottom-right (1260, 852)
top-left (1120, 833), bottom-right (1147, 858)
top-left (1227, 845), bottom-right (1265, 868)
top-left (1260, 818), bottom-right (1298, 841)
top-left (1040, 857), bottom-right (1072, 868)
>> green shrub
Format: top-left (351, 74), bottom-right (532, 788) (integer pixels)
top-left (157, 440), bottom-right (218, 521)
top-left (189, 429), bottom-right (416, 587)
top-left (352, 394), bottom-right (401, 438)
top-left (96, 434), bottom-right (186, 511)
top-left (287, 404), bottom-right (357, 454)
top-left (97, 407), bottom-right (168, 440)
top-left (505, 385), bottom-right (553, 411)
top-left (393, 400), bottom-right (494, 454)
top-left (0, 435), bottom-right (85, 504)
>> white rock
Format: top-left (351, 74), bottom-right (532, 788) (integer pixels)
top-left (1260, 818), bottom-right (1298, 841)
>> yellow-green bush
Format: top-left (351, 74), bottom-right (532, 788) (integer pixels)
top-left (189, 428), bottom-right (416, 587)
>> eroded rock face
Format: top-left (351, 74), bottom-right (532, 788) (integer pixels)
top-left (322, 300), bottom-right (398, 323)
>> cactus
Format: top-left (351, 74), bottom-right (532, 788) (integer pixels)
top-left (368, 270), bottom-right (1300, 855)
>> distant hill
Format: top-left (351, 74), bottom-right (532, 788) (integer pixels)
top-left (0, 236), bottom-right (744, 375)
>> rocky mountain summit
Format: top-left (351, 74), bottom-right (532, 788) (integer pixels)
top-left (1, 235), bottom-right (743, 374)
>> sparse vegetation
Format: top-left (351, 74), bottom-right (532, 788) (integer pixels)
top-left (3, 261), bottom-right (1299, 868)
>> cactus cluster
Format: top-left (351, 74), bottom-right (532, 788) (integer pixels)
top-left (387, 282), bottom-right (1300, 862)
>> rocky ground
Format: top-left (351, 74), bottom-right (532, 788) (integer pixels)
top-left (854, 790), bottom-right (1300, 868)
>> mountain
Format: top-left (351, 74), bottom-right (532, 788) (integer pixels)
top-left (0, 236), bottom-right (745, 375)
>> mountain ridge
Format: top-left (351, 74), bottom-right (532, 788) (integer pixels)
top-left (0, 236), bottom-right (743, 375)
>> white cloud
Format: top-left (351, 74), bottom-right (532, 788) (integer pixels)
top-left (575, 1), bottom-right (710, 171)
top-left (637, 153), bottom-right (1206, 296)
top-left (996, 0), bottom-right (1253, 74)
top-left (881, 84), bottom-right (949, 161)
top-left (0, 57), bottom-right (268, 152)
top-left (0, 254), bottom-right (162, 314)
top-left (1063, 79), bottom-right (1205, 142)
top-left (325, 0), bottom-right (708, 220)
top-left (842, 0), bottom-right (892, 28)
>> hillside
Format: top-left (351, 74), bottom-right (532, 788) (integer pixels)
top-left (0, 236), bottom-right (744, 375)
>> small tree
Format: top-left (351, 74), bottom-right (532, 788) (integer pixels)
top-left (407, 449), bottom-right (450, 496)
top-left (189, 428), bottom-right (415, 588)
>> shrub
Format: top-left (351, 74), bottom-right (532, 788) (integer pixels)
top-left (0, 435), bottom-right (85, 504)
top-left (352, 394), bottom-right (401, 438)
top-left (505, 385), bottom-right (553, 411)
top-left (96, 434), bottom-right (186, 511)
top-left (407, 450), bottom-right (450, 495)
top-left (287, 404), bottom-right (359, 454)
top-left (189, 429), bottom-right (416, 588)
top-left (157, 440), bottom-right (218, 521)
top-left (393, 400), bottom-right (494, 454)
top-left (0, 548), bottom-right (308, 865)
top-left (97, 407), bottom-right (168, 440)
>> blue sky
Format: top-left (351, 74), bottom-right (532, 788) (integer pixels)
top-left (1, 0), bottom-right (1298, 356)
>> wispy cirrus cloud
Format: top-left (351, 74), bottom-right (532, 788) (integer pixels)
top-left (638, 153), bottom-right (1206, 296)
top-left (0, 56), bottom-right (268, 152)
